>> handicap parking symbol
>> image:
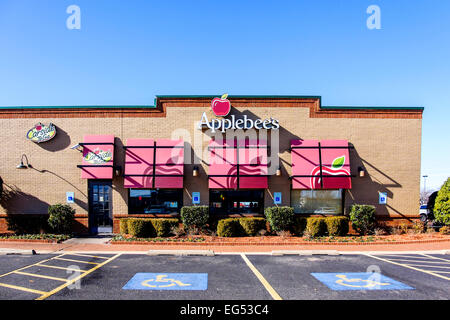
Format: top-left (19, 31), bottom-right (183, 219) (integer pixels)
top-left (122, 273), bottom-right (208, 291)
top-left (311, 273), bottom-right (414, 291)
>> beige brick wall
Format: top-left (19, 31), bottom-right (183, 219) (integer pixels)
top-left (0, 102), bottom-right (422, 224)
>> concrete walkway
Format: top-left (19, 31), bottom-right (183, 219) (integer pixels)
top-left (0, 239), bottom-right (449, 254)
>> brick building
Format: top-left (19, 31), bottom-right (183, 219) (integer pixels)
top-left (0, 96), bottom-right (423, 234)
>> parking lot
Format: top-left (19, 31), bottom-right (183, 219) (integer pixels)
top-left (0, 252), bottom-right (448, 300)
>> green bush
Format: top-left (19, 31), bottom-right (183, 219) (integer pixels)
top-left (292, 216), bottom-right (307, 236)
top-left (152, 219), bottom-right (179, 237)
top-left (239, 217), bottom-right (266, 236)
top-left (217, 218), bottom-right (241, 237)
top-left (119, 219), bottom-right (129, 234)
top-left (125, 218), bottom-right (179, 237)
top-left (349, 204), bottom-right (376, 235)
top-left (264, 206), bottom-right (295, 232)
top-left (47, 204), bottom-right (75, 234)
top-left (434, 178), bottom-right (450, 226)
top-left (180, 206), bottom-right (209, 230)
top-left (325, 216), bottom-right (349, 236)
top-left (305, 217), bottom-right (327, 237)
top-left (6, 214), bottom-right (49, 234)
top-left (127, 219), bottom-right (155, 238)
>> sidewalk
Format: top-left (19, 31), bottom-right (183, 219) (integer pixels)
top-left (0, 239), bottom-right (449, 254)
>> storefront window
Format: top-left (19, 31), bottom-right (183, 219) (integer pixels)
top-left (129, 189), bottom-right (183, 214)
top-left (210, 190), bottom-right (264, 215)
top-left (291, 189), bottom-right (343, 215)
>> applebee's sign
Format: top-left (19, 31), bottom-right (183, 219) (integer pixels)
top-left (199, 94), bottom-right (280, 133)
top-left (26, 123), bottom-right (57, 143)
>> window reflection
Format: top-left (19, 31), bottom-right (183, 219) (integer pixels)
top-left (129, 189), bottom-right (183, 214)
top-left (291, 189), bottom-right (343, 214)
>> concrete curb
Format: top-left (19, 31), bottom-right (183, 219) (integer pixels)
top-left (271, 250), bottom-right (340, 256)
top-left (147, 250), bottom-right (215, 256)
top-left (0, 249), bottom-right (36, 255)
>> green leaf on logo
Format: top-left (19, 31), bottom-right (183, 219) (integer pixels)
top-left (332, 156), bottom-right (345, 169)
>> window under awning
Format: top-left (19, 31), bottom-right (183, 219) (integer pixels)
top-left (78, 135), bottom-right (115, 179)
top-left (208, 138), bottom-right (268, 189)
top-left (123, 139), bottom-right (184, 189)
top-left (290, 139), bottom-right (352, 189)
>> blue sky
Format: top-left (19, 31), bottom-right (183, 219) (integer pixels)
top-left (0, 0), bottom-right (448, 191)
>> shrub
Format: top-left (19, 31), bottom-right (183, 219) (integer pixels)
top-left (264, 206), bottom-right (295, 232)
top-left (325, 216), bottom-right (349, 236)
top-left (119, 219), bottom-right (129, 234)
top-left (152, 219), bottom-right (179, 237)
top-left (180, 206), bottom-right (209, 230)
top-left (434, 178), bottom-right (450, 226)
top-left (439, 226), bottom-right (450, 235)
top-left (239, 217), bottom-right (266, 236)
top-left (47, 204), bottom-right (75, 234)
top-left (217, 218), bottom-right (241, 237)
top-left (349, 204), bottom-right (376, 235)
top-left (127, 219), bottom-right (155, 238)
top-left (292, 216), bottom-right (307, 236)
top-left (305, 217), bottom-right (327, 237)
top-left (6, 214), bottom-right (49, 234)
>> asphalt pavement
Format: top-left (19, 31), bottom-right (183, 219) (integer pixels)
top-left (0, 252), bottom-right (448, 300)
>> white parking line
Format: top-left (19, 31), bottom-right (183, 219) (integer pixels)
top-left (366, 254), bottom-right (450, 281)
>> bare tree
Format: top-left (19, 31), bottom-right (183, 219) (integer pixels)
top-left (420, 190), bottom-right (432, 205)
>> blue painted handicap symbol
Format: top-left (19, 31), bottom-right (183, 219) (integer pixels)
top-left (123, 273), bottom-right (208, 290)
top-left (311, 273), bottom-right (414, 291)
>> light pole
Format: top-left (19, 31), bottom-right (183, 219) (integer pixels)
top-left (422, 175), bottom-right (428, 193)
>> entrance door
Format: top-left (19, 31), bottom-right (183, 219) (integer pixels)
top-left (210, 190), bottom-right (264, 215)
top-left (88, 180), bottom-right (113, 234)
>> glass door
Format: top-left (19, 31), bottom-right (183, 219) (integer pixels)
top-left (88, 180), bottom-right (113, 234)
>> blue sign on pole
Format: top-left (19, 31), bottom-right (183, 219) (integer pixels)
top-left (192, 192), bottom-right (200, 205)
top-left (311, 273), bottom-right (413, 291)
top-left (123, 273), bottom-right (208, 291)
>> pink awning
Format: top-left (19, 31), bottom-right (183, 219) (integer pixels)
top-left (79, 135), bottom-right (115, 179)
top-left (124, 139), bottom-right (154, 188)
top-left (124, 139), bottom-right (184, 189)
top-left (291, 139), bottom-right (352, 189)
top-left (208, 138), bottom-right (268, 189)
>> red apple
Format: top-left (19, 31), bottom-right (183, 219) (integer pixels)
top-left (35, 125), bottom-right (42, 131)
top-left (211, 94), bottom-right (231, 116)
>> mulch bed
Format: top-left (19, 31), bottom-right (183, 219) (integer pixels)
top-left (110, 234), bottom-right (450, 246)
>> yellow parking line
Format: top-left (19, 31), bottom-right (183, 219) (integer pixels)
top-left (420, 254), bottom-right (450, 262)
top-left (366, 254), bottom-right (450, 281)
top-left (0, 282), bottom-right (47, 295)
top-left (36, 253), bottom-right (122, 300)
top-left (0, 254), bottom-right (67, 280)
top-left (69, 253), bottom-right (110, 260)
top-left (240, 254), bottom-right (282, 300)
top-left (53, 257), bottom-right (100, 265)
top-left (36, 264), bottom-right (88, 273)
top-left (14, 271), bottom-right (68, 282)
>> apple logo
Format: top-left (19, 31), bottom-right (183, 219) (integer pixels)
top-left (211, 93), bottom-right (231, 116)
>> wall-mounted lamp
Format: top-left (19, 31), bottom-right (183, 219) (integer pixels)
top-left (193, 166), bottom-right (199, 177)
top-left (358, 166), bottom-right (366, 178)
top-left (16, 154), bottom-right (32, 169)
top-left (276, 166), bottom-right (282, 177)
top-left (70, 144), bottom-right (83, 152)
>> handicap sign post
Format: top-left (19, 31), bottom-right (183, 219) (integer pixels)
top-left (379, 192), bottom-right (387, 205)
top-left (273, 192), bottom-right (282, 205)
top-left (192, 192), bottom-right (200, 205)
top-left (123, 273), bottom-right (208, 291)
top-left (311, 272), bottom-right (413, 291)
